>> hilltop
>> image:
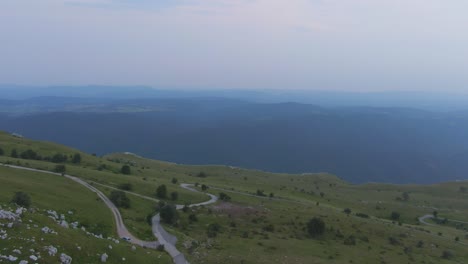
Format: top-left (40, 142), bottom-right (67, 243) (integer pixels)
top-left (0, 131), bottom-right (467, 263)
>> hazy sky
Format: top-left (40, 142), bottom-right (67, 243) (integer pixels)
top-left (1, 0), bottom-right (467, 92)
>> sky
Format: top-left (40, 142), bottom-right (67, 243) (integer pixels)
top-left (0, 0), bottom-right (467, 92)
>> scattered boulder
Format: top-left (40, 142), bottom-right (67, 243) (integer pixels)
top-left (29, 255), bottom-right (38, 261)
top-left (101, 253), bottom-right (108, 262)
top-left (45, 246), bottom-right (58, 256)
top-left (60, 253), bottom-right (72, 264)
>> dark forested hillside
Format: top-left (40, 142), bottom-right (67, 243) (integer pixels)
top-left (1, 98), bottom-right (468, 184)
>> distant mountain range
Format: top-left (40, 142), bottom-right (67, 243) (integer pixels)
top-left (1, 94), bottom-right (468, 184)
top-left (2, 84), bottom-right (468, 111)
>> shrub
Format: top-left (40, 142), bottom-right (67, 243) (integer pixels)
top-left (72, 153), bottom-right (82, 164)
top-left (343, 208), bottom-right (352, 215)
top-left (307, 217), bottom-right (325, 237)
top-left (256, 189), bottom-right (266, 197)
top-left (188, 214), bottom-right (198, 223)
top-left (344, 235), bottom-right (356, 245)
top-left (171, 178), bottom-right (178, 184)
top-left (263, 224), bottom-right (275, 232)
top-left (121, 165), bottom-right (131, 175)
top-left (109, 191), bottom-right (131, 208)
top-left (207, 223), bottom-right (221, 237)
top-left (441, 250), bottom-right (453, 259)
top-left (118, 183), bottom-right (133, 191)
top-left (11, 192), bottom-right (31, 207)
top-left (171, 191), bottom-right (178, 201)
top-left (11, 149), bottom-right (18, 158)
top-left (156, 185), bottom-right (167, 199)
top-left (390, 211), bottom-right (400, 221)
top-left (160, 205), bottom-right (178, 225)
top-left (196, 172), bottom-right (207, 178)
top-left (356, 213), bottom-right (369, 218)
top-left (219, 192), bottom-right (231, 201)
top-left (54, 165), bottom-right (66, 173)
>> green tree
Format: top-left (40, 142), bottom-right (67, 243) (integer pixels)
top-left (188, 213), bottom-right (198, 223)
top-left (11, 192), bottom-right (31, 207)
top-left (121, 165), bottom-right (131, 175)
top-left (54, 165), bottom-right (66, 173)
top-left (160, 205), bottom-right (178, 224)
top-left (170, 191), bottom-right (178, 201)
top-left (109, 190), bottom-right (131, 208)
top-left (433, 210), bottom-right (438, 218)
top-left (118, 183), bottom-right (133, 191)
top-left (51, 153), bottom-right (68, 163)
top-left (156, 184), bottom-right (167, 199)
top-left (171, 178), bottom-right (178, 184)
top-left (207, 223), bottom-right (221, 237)
top-left (307, 217), bottom-right (326, 237)
top-left (72, 153), bottom-right (82, 164)
top-left (343, 208), bottom-right (352, 215)
top-left (219, 192), bottom-right (231, 201)
top-left (0, 147), bottom-right (4, 156)
top-left (11, 149), bottom-right (18, 158)
top-left (390, 211), bottom-right (400, 221)
top-left (201, 184), bottom-right (208, 191)
top-left (197, 172), bottom-right (207, 178)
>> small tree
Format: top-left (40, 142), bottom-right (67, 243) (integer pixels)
top-left (11, 149), bottom-right (18, 158)
top-left (201, 184), bottom-right (208, 191)
top-left (109, 190), bottom-right (131, 208)
top-left (0, 147), bottom-right (4, 156)
top-left (121, 165), bottom-right (131, 175)
top-left (156, 184), bottom-right (167, 199)
top-left (54, 165), bottom-right (66, 173)
top-left (390, 211), bottom-right (400, 221)
top-left (188, 213), bottom-right (198, 223)
top-left (219, 192), bottom-right (231, 201)
top-left (170, 191), bottom-right (178, 201)
top-left (433, 211), bottom-right (438, 218)
top-left (171, 178), bottom-right (178, 184)
top-left (343, 208), bottom-right (352, 216)
top-left (307, 217), bottom-right (325, 237)
top-left (72, 153), bottom-right (82, 164)
top-left (197, 172), bottom-right (207, 178)
top-left (160, 205), bottom-right (178, 225)
top-left (207, 223), bottom-right (221, 237)
top-left (11, 192), bottom-right (31, 207)
top-left (402, 192), bottom-right (410, 202)
top-left (118, 183), bottom-right (133, 191)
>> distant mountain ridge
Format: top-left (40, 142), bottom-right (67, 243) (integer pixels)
top-left (1, 97), bottom-right (468, 184)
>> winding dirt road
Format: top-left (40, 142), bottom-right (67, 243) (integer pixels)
top-left (1, 163), bottom-right (218, 264)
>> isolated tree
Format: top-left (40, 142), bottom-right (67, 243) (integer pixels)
top-left (11, 191), bottom-right (31, 207)
top-left (156, 184), bottom-right (167, 199)
top-left (307, 217), bottom-right (326, 237)
top-left (121, 165), bottom-right (131, 175)
top-left (170, 191), bottom-right (178, 201)
top-left (54, 165), bottom-right (66, 173)
top-left (344, 208), bottom-right (352, 216)
top-left (219, 192), bottom-right (231, 202)
top-left (171, 178), bottom-right (178, 184)
top-left (201, 184), bottom-right (208, 191)
top-left (72, 153), bottom-right (82, 164)
top-left (207, 223), bottom-right (221, 237)
top-left (11, 149), bottom-right (18, 158)
top-left (188, 213), bottom-right (198, 223)
top-left (160, 204), bottom-right (178, 225)
top-left (197, 172), bottom-right (207, 178)
top-left (109, 190), bottom-right (131, 208)
top-left (390, 211), bottom-right (400, 221)
top-left (51, 153), bottom-right (68, 163)
top-left (118, 183), bottom-right (133, 191)
top-left (0, 147), bottom-right (4, 156)
top-left (433, 210), bottom-right (438, 218)
top-left (459, 186), bottom-right (467, 193)
top-left (402, 192), bottom-right (410, 202)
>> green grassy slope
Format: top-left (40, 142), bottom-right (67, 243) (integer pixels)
top-left (1, 131), bottom-right (467, 263)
